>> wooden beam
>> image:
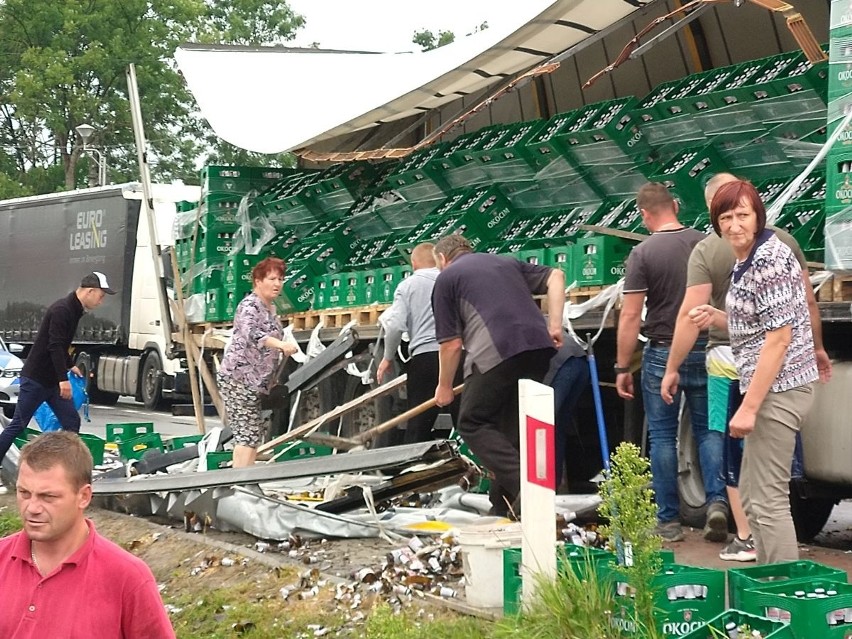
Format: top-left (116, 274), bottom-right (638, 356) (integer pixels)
top-left (257, 375), bottom-right (407, 453)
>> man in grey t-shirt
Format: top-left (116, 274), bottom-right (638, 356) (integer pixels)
top-left (616, 182), bottom-right (726, 543)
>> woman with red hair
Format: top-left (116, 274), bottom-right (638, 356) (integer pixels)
top-left (217, 257), bottom-right (298, 467)
top-left (689, 179), bottom-right (818, 564)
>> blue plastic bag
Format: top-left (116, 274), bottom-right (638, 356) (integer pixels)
top-left (34, 371), bottom-right (89, 431)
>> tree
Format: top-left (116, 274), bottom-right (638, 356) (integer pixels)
top-left (0, 0), bottom-right (305, 195)
top-left (412, 29), bottom-right (455, 52)
top-left (412, 21), bottom-right (488, 52)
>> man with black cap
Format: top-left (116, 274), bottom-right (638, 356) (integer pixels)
top-left (0, 272), bottom-right (116, 464)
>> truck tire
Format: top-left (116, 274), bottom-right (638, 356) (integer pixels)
top-left (790, 489), bottom-right (836, 542)
top-left (140, 351), bottom-right (165, 410)
top-left (74, 352), bottom-right (119, 406)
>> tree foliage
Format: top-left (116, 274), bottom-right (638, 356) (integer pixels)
top-left (412, 29), bottom-right (456, 52)
top-left (0, 0), bottom-right (304, 197)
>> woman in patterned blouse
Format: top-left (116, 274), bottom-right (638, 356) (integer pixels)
top-left (688, 179), bottom-right (818, 564)
top-left (217, 257), bottom-right (299, 467)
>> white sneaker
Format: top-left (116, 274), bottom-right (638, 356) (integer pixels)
top-left (719, 535), bottom-right (757, 562)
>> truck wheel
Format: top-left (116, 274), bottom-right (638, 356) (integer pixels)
top-left (140, 351), bottom-right (165, 410)
top-left (790, 489), bottom-right (835, 542)
top-left (74, 352), bottom-right (119, 406)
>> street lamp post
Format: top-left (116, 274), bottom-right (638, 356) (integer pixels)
top-left (75, 123), bottom-right (107, 187)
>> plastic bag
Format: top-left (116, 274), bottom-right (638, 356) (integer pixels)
top-left (34, 371), bottom-right (89, 432)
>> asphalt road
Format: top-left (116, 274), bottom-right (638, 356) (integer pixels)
top-left (80, 398), bottom-right (222, 441)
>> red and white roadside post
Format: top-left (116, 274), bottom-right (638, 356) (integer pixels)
top-left (517, 378), bottom-right (557, 610)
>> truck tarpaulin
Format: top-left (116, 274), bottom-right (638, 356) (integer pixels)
top-left (0, 187), bottom-right (138, 345)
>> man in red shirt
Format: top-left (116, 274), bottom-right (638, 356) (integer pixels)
top-left (0, 431), bottom-right (175, 639)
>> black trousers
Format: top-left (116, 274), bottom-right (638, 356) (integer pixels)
top-left (404, 351), bottom-right (461, 444)
top-left (457, 348), bottom-right (553, 513)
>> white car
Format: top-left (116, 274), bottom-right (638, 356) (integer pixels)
top-left (0, 336), bottom-right (24, 418)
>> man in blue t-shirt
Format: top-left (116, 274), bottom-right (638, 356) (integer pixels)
top-left (431, 234), bottom-right (564, 517)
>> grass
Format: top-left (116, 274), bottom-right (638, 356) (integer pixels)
top-left (493, 554), bottom-right (630, 639)
top-left (0, 506), bottom-right (22, 537)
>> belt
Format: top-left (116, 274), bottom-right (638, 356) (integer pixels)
top-left (649, 339), bottom-right (671, 348)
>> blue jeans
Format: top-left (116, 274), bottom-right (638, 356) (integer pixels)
top-left (550, 356), bottom-right (591, 487)
top-left (0, 376), bottom-right (81, 462)
top-left (642, 344), bottom-right (725, 523)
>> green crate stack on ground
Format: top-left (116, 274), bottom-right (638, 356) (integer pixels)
top-left (679, 609), bottom-right (794, 639)
top-left (502, 544), bottom-right (616, 615)
top-left (601, 562), bottom-right (726, 639)
top-left (586, 198), bottom-right (646, 235)
top-left (374, 264), bottom-right (412, 304)
top-left (727, 559), bottom-right (848, 610)
top-left (740, 578), bottom-right (852, 638)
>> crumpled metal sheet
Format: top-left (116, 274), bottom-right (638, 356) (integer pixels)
top-left (92, 440), bottom-right (456, 495)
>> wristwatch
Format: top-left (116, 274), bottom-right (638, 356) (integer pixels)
top-left (613, 365), bottom-right (630, 374)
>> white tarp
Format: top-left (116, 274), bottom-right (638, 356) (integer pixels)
top-left (175, 0), bottom-right (654, 154)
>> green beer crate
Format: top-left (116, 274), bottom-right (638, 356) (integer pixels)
top-left (634, 77), bottom-right (693, 123)
top-left (13, 427), bottom-right (43, 450)
top-left (650, 144), bottom-right (730, 211)
top-left (546, 243), bottom-right (574, 280)
top-left (502, 544), bottom-right (616, 615)
top-left (680, 609), bottom-right (794, 639)
top-left (205, 450), bottom-right (233, 470)
top-left (117, 432), bottom-right (164, 461)
top-left (191, 262), bottom-right (224, 295)
top-left (589, 198), bottom-right (645, 234)
top-left (224, 253), bottom-right (263, 290)
top-left (205, 287), bottom-right (227, 322)
top-left (583, 161), bottom-right (650, 199)
top-left (774, 200), bottom-right (825, 256)
top-left (573, 235), bottom-right (634, 287)
top-left (313, 272), bottom-right (343, 310)
top-left (433, 128), bottom-right (496, 189)
top-left (740, 578), bottom-right (852, 639)
top-left (825, 153), bottom-right (852, 209)
top-left (200, 165), bottom-right (253, 194)
top-left (755, 176), bottom-right (796, 205)
top-left (476, 119), bottom-right (549, 180)
top-left (714, 58), bottom-right (778, 107)
top-left (270, 442), bottom-right (335, 461)
top-left (453, 185), bottom-right (516, 240)
top-left (515, 246), bottom-right (548, 266)
top-left (602, 563), bottom-right (726, 638)
top-left (249, 166), bottom-right (293, 191)
top-left (106, 422), bottom-right (154, 443)
top-left (165, 434), bottom-right (204, 451)
top-left (341, 271), bottom-right (366, 307)
top-left (78, 433), bottom-right (105, 466)
top-left (376, 265), bottom-right (411, 304)
top-left (563, 98), bottom-right (654, 167)
top-left (728, 559), bottom-right (848, 610)
top-left (195, 228), bottom-right (236, 265)
top-left (363, 269), bottom-right (382, 305)
top-left (276, 261), bottom-right (317, 313)
top-left (382, 143), bottom-right (452, 201)
top-left (224, 287), bottom-right (251, 319)
top-left (523, 108), bottom-right (599, 171)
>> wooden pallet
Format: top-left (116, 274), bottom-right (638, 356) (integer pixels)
top-left (568, 286), bottom-right (608, 305)
top-left (287, 304), bottom-right (388, 330)
top-left (818, 275), bottom-right (852, 303)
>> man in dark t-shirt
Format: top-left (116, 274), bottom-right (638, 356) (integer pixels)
top-left (432, 234), bottom-right (564, 517)
top-left (615, 183), bottom-right (726, 543)
top-left (0, 272), bottom-right (115, 464)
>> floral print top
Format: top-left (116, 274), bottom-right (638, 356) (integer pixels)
top-left (219, 292), bottom-right (283, 393)
top-left (726, 231), bottom-right (817, 394)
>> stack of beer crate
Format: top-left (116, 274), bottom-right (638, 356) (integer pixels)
top-left (826, 2), bottom-right (852, 272)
